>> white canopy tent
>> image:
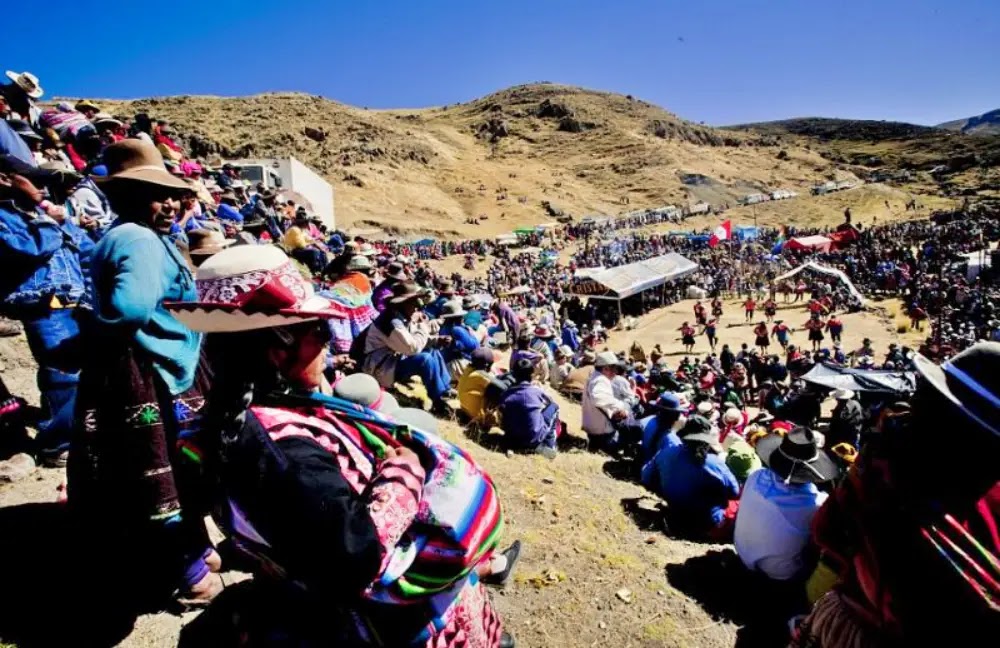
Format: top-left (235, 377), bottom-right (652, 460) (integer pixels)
top-left (775, 262), bottom-right (867, 306)
top-left (570, 253), bottom-right (698, 300)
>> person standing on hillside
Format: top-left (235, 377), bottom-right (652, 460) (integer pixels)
top-left (71, 139), bottom-right (221, 606)
top-left (0, 170), bottom-right (93, 465)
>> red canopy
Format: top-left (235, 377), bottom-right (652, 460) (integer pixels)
top-left (785, 235), bottom-right (833, 253)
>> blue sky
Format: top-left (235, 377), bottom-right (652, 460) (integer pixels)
top-left (3, 0), bottom-right (997, 125)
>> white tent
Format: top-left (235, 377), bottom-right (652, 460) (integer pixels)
top-left (775, 262), bottom-right (867, 306)
top-left (961, 250), bottom-right (992, 281)
top-left (570, 253), bottom-right (698, 300)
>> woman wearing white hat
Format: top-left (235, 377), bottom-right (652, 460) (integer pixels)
top-left (164, 247), bottom-right (514, 647)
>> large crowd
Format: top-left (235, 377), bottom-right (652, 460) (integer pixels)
top-left (0, 68), bottom-right (998, 646)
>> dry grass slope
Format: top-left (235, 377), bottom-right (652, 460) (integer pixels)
top-left (93, 84), bottom-right (858, 237)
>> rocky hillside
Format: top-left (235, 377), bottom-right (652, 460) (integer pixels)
top-left (727, 116), bottom-right (1000, 199)
top-left (938, 108), bottom-right (1000, 136)
top-left (95, 84), bottom-right (851, 237)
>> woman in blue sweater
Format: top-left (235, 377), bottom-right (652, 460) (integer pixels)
top-left (69, 140), bottom-right (221, 609)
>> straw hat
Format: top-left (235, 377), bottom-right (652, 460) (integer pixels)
top-left (187, 229), bottom-right (235, 257)
top-left (5, 71), bottom-right (43, 98)
top-left (832, 388), bottom-right (856, 401)
top-left (165, 246), bottom-right (348, 332)
top-left (95, 139), bottom-right (190, 192)
top-left (93, 112), bottom-right (123, 128)
top-left (74, 99), bottom-right (101, 113)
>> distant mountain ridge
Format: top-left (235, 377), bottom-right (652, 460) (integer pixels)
top-left (724, 117), bottom-right (940, 141)
top-left (937, 109), bottom-right (1000, 136)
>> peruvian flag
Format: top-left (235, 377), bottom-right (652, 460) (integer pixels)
top-left (709, 220), bottom-right (732, 247)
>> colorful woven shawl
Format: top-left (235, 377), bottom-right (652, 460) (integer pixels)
top-left (253, 392), bottom-right (504, 605)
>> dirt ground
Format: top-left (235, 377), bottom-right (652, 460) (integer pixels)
top-left (0, 291), bottom-right (916, 648)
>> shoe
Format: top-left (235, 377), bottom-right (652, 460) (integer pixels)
top-left (430, 400), bottom-right (454, 417)
top-left (40, 450), bottom-right (69, 469)
top-left (483, 540), bottom-right (521, 587)
top-left (499, 631), bottom-right (516, 648)
top-left (0, 319), bottom-right (22, 337)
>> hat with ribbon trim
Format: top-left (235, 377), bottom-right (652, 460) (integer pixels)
top-left (165, 245), bottom-right (348, 332)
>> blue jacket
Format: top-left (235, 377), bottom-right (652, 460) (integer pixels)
top-left (0, 120), bottom-right (35, 167)
top-left (498, 381), bottom-right (559, 450)
top-left (88, 223), bottom-right (201, 395)
top-left (216, 202), bottom-right (243, 223)
top-left (562, 326), bottom-right (580, 351)
top-left (440, 322), bottom-right (480, 363)
top-left (0, 200), bottom-right (93, 314)
top-left (641, 443), bottom-right (739, 528)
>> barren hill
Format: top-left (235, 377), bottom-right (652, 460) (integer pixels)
top-left (97, 84), bottom-right (852, 237)
top-left (938, 108), bottom-right (1000, 136)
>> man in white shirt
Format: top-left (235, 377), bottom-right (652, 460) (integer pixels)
top-left (734, 427), bottom-right (838, 581)
top-left (581, 351), bottom-right (628, 453)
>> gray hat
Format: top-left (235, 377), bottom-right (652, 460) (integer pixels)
top-left (595, 351), bottom-right (620, 368)
top-left (392, 407), bottom-right (439, 434)
top-left (439, 301), bottom-right (467, 319)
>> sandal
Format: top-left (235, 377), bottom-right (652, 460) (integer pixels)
top-left (170, 572), bottom-right (227, 615)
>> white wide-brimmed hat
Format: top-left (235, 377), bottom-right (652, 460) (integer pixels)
top-left (832, 388), bottom-right (856, 400)
top-left (595, 351), bottom-right (620, 368)
top-left (165, 246), bottom-right (347, 332)
top-left (5, 70), bottom-right (43, 98)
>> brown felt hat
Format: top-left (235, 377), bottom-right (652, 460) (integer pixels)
top-left (95, 139), bottom-right (190, 192)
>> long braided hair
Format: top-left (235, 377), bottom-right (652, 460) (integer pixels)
top-left (200, 330), bottom-right (285, 468)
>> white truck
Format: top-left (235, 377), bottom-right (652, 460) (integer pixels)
top-left (224, 157), bottom-right (336, 229)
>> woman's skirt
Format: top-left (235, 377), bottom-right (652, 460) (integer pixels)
top-left (69, 339), bottom-right (212, 595)
top-left (682, 334), bottom-right (696, 346)
top-left (756, 335), bottom-right (770, 347)
top-left (809, 330), bottom-right (825, 342)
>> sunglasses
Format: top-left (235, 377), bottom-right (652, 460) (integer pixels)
top-left (272, 320), bottom-right (334, 347)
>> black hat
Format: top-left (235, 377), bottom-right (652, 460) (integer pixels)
top-left (755, 427), bottom-right (839, 484)
top-left (677, 415), bottom-right (721, 451)
top-left (512, 357), bottom-right (535, 380)
top-left (913, 342), bottom-right (1000, 439)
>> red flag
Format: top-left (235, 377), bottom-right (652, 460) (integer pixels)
top-left (709, 220), bottom-right (732, 247)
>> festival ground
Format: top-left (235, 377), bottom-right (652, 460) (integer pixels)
top-left (0, 296), bottom-right (917, 648)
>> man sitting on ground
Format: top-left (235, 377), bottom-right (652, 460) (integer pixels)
top-left (640, 392), bottom-right (688, 463)
top-left (497, 358), bottom-right (561, 458)
top-left (560, 349), bottom-right (596, 398)
top-left (734, 427), bottom-right (837, 581)
top-left (363, 282), bottom-right (453, 413)
top-left (581, 351), bottom-right (629, 452)
top-left (458, 347), bottom-right (507, 428)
